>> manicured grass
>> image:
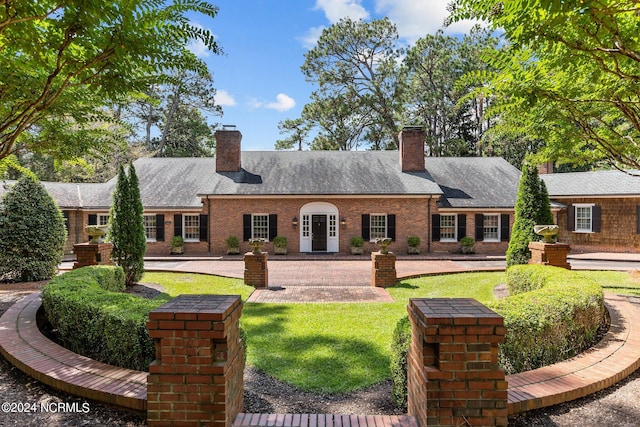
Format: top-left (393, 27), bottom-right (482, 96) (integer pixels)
top-left (142, 271), bottom-right (503, 394)
top-left (576, 270), bottom-right (640, 296)
top-left (141, 272), bottom-right (254, 301)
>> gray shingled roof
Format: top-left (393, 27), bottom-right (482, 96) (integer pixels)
top-left (198, 151), bottom-right (443, 196)
top-left (541, 170), bottom-right (640, 197)
top-left (424, 157), bottom-right (521, 208)
top-left (0, 180), bottom-right (111, 209)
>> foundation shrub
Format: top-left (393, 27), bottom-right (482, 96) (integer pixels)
top-left (489, 265), bottom-right (605, 374)
top-left (41, 266), bottom-right (162, 370)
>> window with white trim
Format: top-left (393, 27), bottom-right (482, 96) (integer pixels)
top-left (183, 214), bottom-right (200, 241)
top-left (370, 214), bottom-right (387, 239)
top-left (252, 214), bottom-right (269, 240)
top-left (440, 214), bottom-right (457, 241)
top-left (97, 214), bottom-right (110, 226)
top-left (302, 215), bottom-right (310, 237)
top-left (483, 214), bottom-right (499, 241)
top-left (144, 215), bottom-right (157, 241)
top-left (575, 205), bottom-right (593, 232)
top-left (329, 214), bottom-right (336, 237)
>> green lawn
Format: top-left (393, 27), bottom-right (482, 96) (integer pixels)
top-left (140, 269), bottom-right (640, 394)
top-left (142, 271), bottom-right (504, 393)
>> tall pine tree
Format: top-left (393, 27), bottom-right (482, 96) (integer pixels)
top-left (108, 163), bottom-right (146, 286)
top-left (506, 162), bottom-right (554, 267)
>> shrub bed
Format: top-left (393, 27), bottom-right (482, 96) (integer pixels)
top-left (390, 265), bottom-right (606, 407)
top-left (41, 266), bottom-right (162, 371)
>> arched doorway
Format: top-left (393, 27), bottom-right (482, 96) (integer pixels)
top-left (299, 202), bottom-right (339, 253)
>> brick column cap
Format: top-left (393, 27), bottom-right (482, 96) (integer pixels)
top-left (148, 294), bottom-right (241, 322)
top-left (409, 298), bottom-right (503, 325)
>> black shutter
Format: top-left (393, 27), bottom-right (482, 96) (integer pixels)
top-left (592, 205), bottom-right (601, 232)
top-left (199, 214), bottom-right (208, 241)
top-left (362, 214), bottom-right (370, 241)
top-left (387, 214), bottom-right (396, 240)
top-left (174, 214), bottom-right (182, 238)
top-left (156, 214), bottom-right (165, 241)
top-left (567, 205), bottom-right (574, 231)
top-left (243, 214), bottom-right (252, 241)
top-left (475, 214), bottom-right (484, 241)
top-left (500, 214), bottom-right (510, 241)
top-left (88, 214), bottom-right (97, 225)
top-left (268, 214), bottom-right (277, 241)
top-left (431, 214), bottom-right (441, 241)
top-left (457, 214), bottom-right (466, 241)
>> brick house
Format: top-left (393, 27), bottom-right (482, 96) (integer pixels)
top-left (2, 127), bottom-right (525, 255)
top-left (541, 169), bottom-right (640, 253)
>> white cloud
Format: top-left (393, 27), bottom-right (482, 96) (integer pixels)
top-left (314, 0), bottom-right (370, 23)
top-left (266, 93), bottom-right (296, 112)
top-left (299, 25), bottom-right (326, 49)
top-left (374, 0), bottom-right (482, 42)
top-left (214, 90), bottom-right (236, 107)
top-left (248, 94), bottom-right (296, 112)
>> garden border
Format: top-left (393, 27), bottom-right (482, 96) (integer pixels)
top-left (0, 292), bottom-right (639, 420)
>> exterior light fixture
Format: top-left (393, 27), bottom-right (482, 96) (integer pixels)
top-left (340, 217), bottom-right (347, 228)
top-left (292, 216), bottom-right (299, 227)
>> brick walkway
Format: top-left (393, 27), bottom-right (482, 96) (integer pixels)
top-left (247, 286), bottom-right (394, 303)
top-left (232, 413), bottom-right (419, 427)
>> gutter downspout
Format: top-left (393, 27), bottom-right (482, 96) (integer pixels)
top-left (427, 196), bottom-right (432, 253)
top-left (207, 196), bottom-right (211, 253)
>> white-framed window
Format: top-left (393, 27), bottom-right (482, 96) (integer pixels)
top-left (329, 214), bottom-right (336, 237)
top-left (144, 215), bottom-right (157, 241)
top-left (440, 214), bottom-right (457, 241)
top-left (575, 204), bottom-right (593, 232)
top-left (97, 214), bottom-right (110, 226)
top-left (370, 214), bottom-right (387, 240)
top-left (183, 214), bottom-right (200, 241)
top-left (302, 215), bottom-right (310, 237)
top-left (483, 214), bottom-right (500, 241)
top-left (252, 214), bottom-right (269, 240)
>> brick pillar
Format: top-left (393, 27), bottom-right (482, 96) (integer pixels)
top-left (371, 252), bottom-right (397, 287)
top-left (146, 295), bottom-right (244, 427)
top-left (528, 241), bottom-right (571, 269)
top-left (244, 252), bottom-right (268, 288)
top-left (72, 242), bottom-right (114, 269)
top-left (407, 298), bottom-right (508, 427)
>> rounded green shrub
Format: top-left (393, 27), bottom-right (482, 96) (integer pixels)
top-left (0, 175), bottom-right (66, 282)
top-left (488, 265), bottom-right (605, 374)
top-left (41, 266), bottom-right (165, 370)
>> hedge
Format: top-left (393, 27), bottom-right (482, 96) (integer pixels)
top-left (390, 265), bottom-right (606, 407)
top-left (490, 265), bottom-right (605, 374)
top-left (41, 266), bottom-right (163, 371)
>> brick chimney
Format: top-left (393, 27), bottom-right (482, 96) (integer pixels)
top-left (215, 126), bottom-right (242, 172)
top-left (538, 161), bottom-right (554, 175)
top-left (399, 126), bottom-right (425, 172)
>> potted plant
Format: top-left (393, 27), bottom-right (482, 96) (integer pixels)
top-left (170, 235), bottom-right (184, 254)
top-left (248, 238), bottom-right (265, 254)
top-left (460, 236), bottom-right (475, 254)
top-left (375, 237), bottom-right (393, 254)
top-left (350, 236), bottom-right (364, 255)
top-left (407, 235), bottom-right (421, 255)
top-left (273, 236), bottom-right (288, 255)
top-left (226, 236), bottom-right (240, 255)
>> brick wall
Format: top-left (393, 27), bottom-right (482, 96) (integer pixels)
top-left (62, 209), bottom-right (82, 254)
top-left (430, 211), bottom-right (512, 255)
top-left (554, 197), bottom-right (640, 253)
top-left (206, 197), bottom-right (435, 255)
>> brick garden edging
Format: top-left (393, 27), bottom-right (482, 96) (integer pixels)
top-left (0, 292), bottom-right (639, 425)
top-left (0, 292), bottom-right (147, 411)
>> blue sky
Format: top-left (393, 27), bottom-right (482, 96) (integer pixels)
top-left (188, 1), bottom-right (477, 151)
